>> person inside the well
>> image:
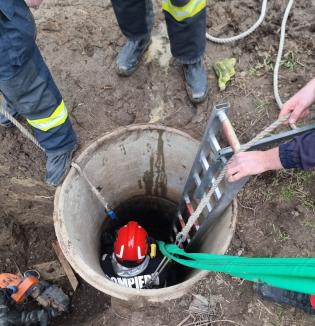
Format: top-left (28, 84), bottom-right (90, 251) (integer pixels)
top-left (100, 221), bottom-right (175, 289)
top-left (226, 78), bottom-right (315, 315)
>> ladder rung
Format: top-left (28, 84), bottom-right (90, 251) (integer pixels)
top-left (211, 177), bottom-right (222, 199)
top-left (200, 152), bottom-right (209, 170)
top-left (210, 136), bottom-right (221, 153)
top-left (194, 173), bottom-right (201, 186)
top-left (184, 195), bottom-right (193, 215)
top-left (207, 202), bottom-right (212, 211)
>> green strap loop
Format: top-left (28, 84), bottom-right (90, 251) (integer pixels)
top-left (158, 242), bottom-right (315, 294)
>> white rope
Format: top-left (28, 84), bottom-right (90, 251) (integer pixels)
top-left (0, 105), bottom-right (44, 151)
top-left (206, 0), bottom-right (268, 44)
top-left (273, 0), bottom-right (295, 109)
top-left (71, 162), bottom-right (110, 211)
top-left (206, 0), bottom-right (295, 112)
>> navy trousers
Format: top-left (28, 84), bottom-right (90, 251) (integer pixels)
top-left (111, 0), bottom-right (206, 64)
top-left (0, 0), bottom-right (76, 154)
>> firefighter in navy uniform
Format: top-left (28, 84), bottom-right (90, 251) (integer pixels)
top-left (101, 221), bottom-right (173, 289)
top-left (111, 0), bottom-right (208, 104)
top-left (0, 0), bottom-right (77, 186)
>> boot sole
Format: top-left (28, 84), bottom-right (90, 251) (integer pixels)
top-left (116, 39), bottom-right (152, 77)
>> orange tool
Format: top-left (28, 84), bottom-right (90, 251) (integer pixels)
top-left (0, 273), bottom-right (39, 303)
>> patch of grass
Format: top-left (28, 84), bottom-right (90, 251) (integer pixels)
top-left (302, 198), bottom-right (315, 212)
top-left (281, 51), bottom-right (304, 71)
top-left (255, 98), bottom-right (270, 113)
top-left (272, 170), bottom-right (315, 212)
top-left (279, 185), bottom-right (295, 202)
top-left (278, 229), bottom-right (290, 242)
top-left (302, 219), bottom-right (315, 230)
top-left (249, 54), bottom-right (273, 77)
top-left (274, 306), bottom-right (286, 325)
top-left (249, 51), bottom-right (304, 77)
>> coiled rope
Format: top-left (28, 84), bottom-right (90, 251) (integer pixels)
top-left (206, 0), bottom-right (268, 44)
top-left (207, 0), bottom-right (295, 111)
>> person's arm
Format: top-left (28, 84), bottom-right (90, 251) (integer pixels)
top-left (279, 131), bottom-right (315, 170)
top-left (226, 78), bottom-right (315, 182)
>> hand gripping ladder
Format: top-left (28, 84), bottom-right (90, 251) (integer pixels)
top-left (173, 103), bottom-right (315, 252)
top-left (173, 103), bottom-right (249, 251)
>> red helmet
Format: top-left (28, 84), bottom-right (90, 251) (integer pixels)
top-left (114, 221), bottom-right (148, 263)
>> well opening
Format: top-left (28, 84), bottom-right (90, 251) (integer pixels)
top-left (54, 125), bottom-right (237, 302)
top-left (109, 195), bottom-right (177, 243)
top-left (101, 195), bottom-right (192, 286)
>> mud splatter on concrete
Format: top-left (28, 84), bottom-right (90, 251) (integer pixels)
top-left (119, 144), bottom-right (126, 155)
top-left (143, 155), bottom-right (154, 195)
top-left (142, 130), bottom-right (167, 197)
top-left (153, 130), bottom-right (167, 197)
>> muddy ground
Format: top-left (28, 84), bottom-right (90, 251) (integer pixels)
top-left (1, 0), bottom-right (315, 325)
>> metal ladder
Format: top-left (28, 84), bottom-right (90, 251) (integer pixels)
top-left (173, 103), bottom-right (315, 252)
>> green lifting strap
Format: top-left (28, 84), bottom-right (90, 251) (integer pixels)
top-left (158, 242), bottom-right (315, 295)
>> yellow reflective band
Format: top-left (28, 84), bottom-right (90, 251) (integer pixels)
top-left (162, 0), bottom-right (206, 22)
top-left (27, 101), bottom-right (68, 132)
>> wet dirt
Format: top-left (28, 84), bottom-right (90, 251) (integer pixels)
top-left (1, 0), bottom-right (315, 325)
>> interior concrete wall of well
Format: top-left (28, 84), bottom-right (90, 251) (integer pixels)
top-left (54, 125), bottom-right (237, 301)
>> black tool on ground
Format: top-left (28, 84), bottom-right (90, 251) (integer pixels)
top-left (0, 288), bottom-right (58, 326)
top-left (0, 270), bottom-right (70, 325)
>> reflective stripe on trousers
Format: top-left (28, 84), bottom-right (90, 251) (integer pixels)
top-left (162, 0), bottom-right (206, 22)
top-left (27, 100), bottom-right (68, 132)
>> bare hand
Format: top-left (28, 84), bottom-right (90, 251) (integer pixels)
top-left (226, 148), bottom-right (283, 182)
top-left (25, 0), bottom-right (44, 9)
top-left (279, 78), bottom-right (315, 124)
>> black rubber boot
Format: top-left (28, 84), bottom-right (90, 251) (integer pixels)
top-left (183, 60), bottom-right (208, 104)
top-left (255, 283), bottom-right (315, 315)
top-left (45, 146), bottom-right (77, 187)
top-left (116, 37), bottom-right (151, 76)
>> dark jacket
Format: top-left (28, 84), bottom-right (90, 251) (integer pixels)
top-left (279, 131), bottom-right (315, 169)
top-left (101, 253), bottom-right (174, 289)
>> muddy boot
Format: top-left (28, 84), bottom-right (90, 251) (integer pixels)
top-left (255, 283), bottom-right (315, 315)
top-left (116, 37), bottom-right (151, 76)
top-left (183, 60), bottom-right (208, 104)
top-left (45, 147), bottom-right (76, 187)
